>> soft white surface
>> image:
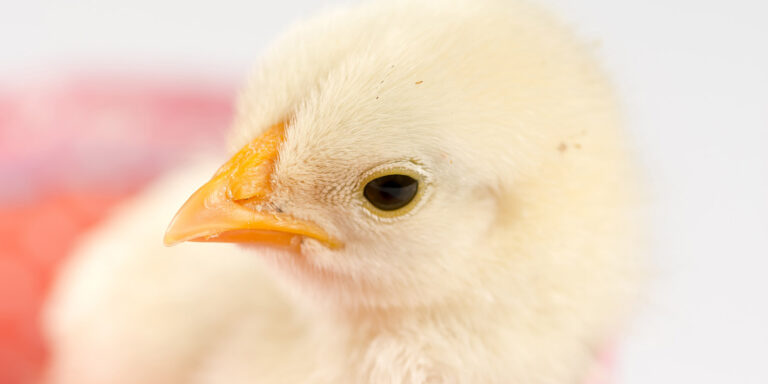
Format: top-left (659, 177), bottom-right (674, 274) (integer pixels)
top-left (3, 1), bottom-right (767, 383)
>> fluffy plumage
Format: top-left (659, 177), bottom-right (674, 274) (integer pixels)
top-left (44, 0), bottom-right (641, 383)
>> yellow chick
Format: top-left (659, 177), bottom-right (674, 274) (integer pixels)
top-left (44, 0), bottom-right (640, 383)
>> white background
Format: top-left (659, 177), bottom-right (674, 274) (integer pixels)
top-left (3, 1), bottom-right (767, 383)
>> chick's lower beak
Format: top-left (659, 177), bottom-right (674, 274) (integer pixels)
top-left (164, 123), bottom-right (339, 249)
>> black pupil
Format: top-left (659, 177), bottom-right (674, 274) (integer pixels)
top-left (363, 174), bottom-right (418, 211)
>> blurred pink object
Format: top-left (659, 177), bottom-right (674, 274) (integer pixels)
top-left (0, 74), bottom-right (235, 383)
top-left (586, 346), bottom-right (616, 384)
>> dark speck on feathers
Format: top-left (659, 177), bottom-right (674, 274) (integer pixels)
top-left (558, 142), bottom-right (567, 152)
top-left (415, 80), bottom-right (423, 85)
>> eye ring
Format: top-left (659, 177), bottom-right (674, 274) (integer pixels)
top-left (358, 164), bottom-right (428, 219)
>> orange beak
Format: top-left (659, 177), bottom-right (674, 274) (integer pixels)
top-left (163, 122), bottom-right (340, 250)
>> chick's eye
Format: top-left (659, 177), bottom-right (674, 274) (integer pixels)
top-left (363, 174), bottom-right (418, 211)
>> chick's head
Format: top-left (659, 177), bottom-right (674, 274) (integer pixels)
top-left (166, 0), bottom-right (638, 312)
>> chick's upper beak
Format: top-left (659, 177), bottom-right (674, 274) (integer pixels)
top-left (164, 123), bottom-right (339, 249)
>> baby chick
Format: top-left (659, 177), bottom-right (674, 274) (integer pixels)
top-left (44, 0), bottom-right (640, 383)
